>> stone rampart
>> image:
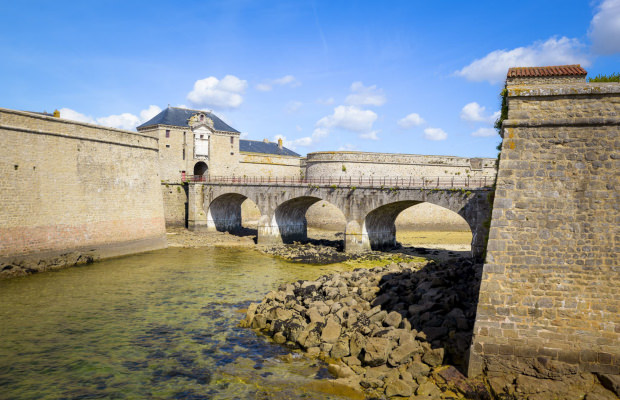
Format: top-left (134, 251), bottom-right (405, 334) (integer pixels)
top-left (469, 82), bottom-right (620, 376)
top-left (305, 151), bottom-right (496, 180)
top-left (0, 108), bottom-right (167, 273)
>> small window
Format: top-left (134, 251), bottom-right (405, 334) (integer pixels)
top-left (231, 152), bottom-right (234, 155)
top-left (165, 129), bottom-right (170, 138)
top-left (200, 135), bottom-right (204, 139)
top-left (230, 137), bottom-right (234, 144)
top-left (182, 149), bottom-right (185, 160)
top-left (166, 144), bottom-right (170, 148)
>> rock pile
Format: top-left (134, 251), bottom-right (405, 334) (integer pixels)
top-left (241, 259), bottom-right (488, 398)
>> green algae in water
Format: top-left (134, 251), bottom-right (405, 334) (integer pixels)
top-left (0, 247), bottom-right (364, 400)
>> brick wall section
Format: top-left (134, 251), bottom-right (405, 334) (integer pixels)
top-left (0, 108), bottom-right (167, 263)
top-left (469, 83), bottom-right (620, 376)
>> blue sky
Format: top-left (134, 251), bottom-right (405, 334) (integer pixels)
top-left (1, 1), bottom-right (618, 158)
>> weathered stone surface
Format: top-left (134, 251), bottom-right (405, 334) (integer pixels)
top-left (471, 82), bottom-right (620, 377)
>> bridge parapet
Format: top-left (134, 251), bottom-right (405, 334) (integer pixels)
top-left (183, 174), bottom-right (493, 189)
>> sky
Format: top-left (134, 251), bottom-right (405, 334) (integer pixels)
top-left (1, 0), bottom-right (618, 158)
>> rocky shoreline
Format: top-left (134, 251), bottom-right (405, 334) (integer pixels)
top-left (241, 259), bottom-right (620, 399)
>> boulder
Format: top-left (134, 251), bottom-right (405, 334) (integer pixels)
top-left (363, 337), bottom-right (393, 367)
top-left (330, 336), bottom-right (350, 358)
top-left (387, 341), bottom-right (421, 366)
top-left (321, 316), bottom-right (341, 344)
top-left (384, 378), bottom-right (414, 398)
top-left (422, 347), bottom-right (444, 367)
top-left (384, 311), bottom-right (403, 328)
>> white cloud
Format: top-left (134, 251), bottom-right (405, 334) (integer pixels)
top-left (345, 82), bottom-right (386, 106)
top-left (256, 83), bottom-right (272, 92)
top-left (139, 105), bottom-right (162, 122)
top-left (460, 102), bottom-right (499, 123)
top-left (360, 131), bottom-right (379, 140)
top-left (289, 104), bottom-right (379, 148)
top-left (295, 125), bottom-right (302, 132)
top-left (317, 97), bottom-right (335, 105)
top-left (455, 37), bottom-right (590, 84)
top-left (423, 127), bottom-right (447, 141)
top-left (471, 127), bottom-right (497, 137)
top-left (338, 143), bottom-right (358, 151)
top-left (589, 0), bottom-right (620, 54)
top-left (187, 75), bottom-right (247, 109)
top-left (240, 132), bottom-right (249, 139)
top-left (59, 105), bottom-right (163, 130)
top-left (255, 75), bottom-right (300, 91)
top-left (273, 75), bottom-right (300, 87)
top-left (59, 108), bottom-right (95, 124)
top-left (317, 105), bottom-right (378, 132)
top-left (398, 113), bottom-right (425, 128)
top-left (285, 101), bottom-right (302, 113)
top-left (97, 113), bottom-right (141, 130)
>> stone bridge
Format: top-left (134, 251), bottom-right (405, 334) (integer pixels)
top-left (187, 179), bottom-right (493, 258)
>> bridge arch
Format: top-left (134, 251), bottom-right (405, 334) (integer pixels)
top-left (274, 196), bottom-right (322, 243)
top-left (206, 192), bottom-right (260, 234)
top-left (363, 200), bottom-right (474, 251)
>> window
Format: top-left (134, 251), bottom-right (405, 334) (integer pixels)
top-left (166, 144), bottom-right (170, 148)
top-left (200, 135), bottom-right (204, 139)
top-left (165, 129), bottom-right (170, 138)
top-left (183, 149), bottom-right (185, 160)
top-left (230, 137), bottom-right (234, 144)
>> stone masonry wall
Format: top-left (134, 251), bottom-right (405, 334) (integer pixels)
top-left (306, 152), bottom-right (496, 181)
top-left (0, 108), bottom-right (167, 267)
top-left (469, 83), bottom-right (620, 376)
top-left (237, 152), bottom-right (302, 177)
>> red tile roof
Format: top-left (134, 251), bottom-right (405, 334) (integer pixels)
top-left (507, 65), bottom-right (587, 78)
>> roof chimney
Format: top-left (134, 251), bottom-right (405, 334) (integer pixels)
top-left (53, 109), bottom-right (60, 118)
top-left (263, 138), bottom-right (269, 143)
top-left (278, 138), bottom-right (283, 149)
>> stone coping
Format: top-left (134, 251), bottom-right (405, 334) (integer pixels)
top-left (508, 82), bottom-right (620, 97)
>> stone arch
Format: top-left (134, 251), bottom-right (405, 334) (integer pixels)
top-left (363, 200), bottom-right (475, 251)
top-left (274, 196), bottom-right (323, 243)
top-left (193, 161), bottom-right (208, 176)
top-left (206, 193), bottom-right (260, 233)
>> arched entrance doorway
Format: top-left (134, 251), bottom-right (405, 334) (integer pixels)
top-left (193, 162), bottom-right (208, 180)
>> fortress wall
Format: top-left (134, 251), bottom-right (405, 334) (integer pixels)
top-left (237, 152), bottom-right (302, 177)
top-left (305, 151), bottom-right (497, 180)
top-left (469, 83), bottom-right (620, 376)
top-left (0, 108), bottom-right (167, 271)
top-left (162, 183), bottom-right (188, 227)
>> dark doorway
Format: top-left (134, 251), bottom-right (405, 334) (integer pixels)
top-left (194, 161), bottom-right (208, 176)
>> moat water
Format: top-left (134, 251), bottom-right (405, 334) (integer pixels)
top-left (0, 247), bottom-right (366, 400)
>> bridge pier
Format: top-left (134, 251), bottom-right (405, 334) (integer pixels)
top-left (187, 183), bottom-right (209, 231)
top-left (344, 220), bottom-right (371, 253)
top-left (257, 214), bottom-right (283, 245)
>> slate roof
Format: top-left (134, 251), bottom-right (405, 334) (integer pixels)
top-left (507, 65), bottom-right (587, 78)
top-left (137, 106), bottom-right (239, 133)
top-left (240, 140), bottom-right (300, 157)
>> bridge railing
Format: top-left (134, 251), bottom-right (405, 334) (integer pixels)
top-left (182, 175), bottom-right (493, 189)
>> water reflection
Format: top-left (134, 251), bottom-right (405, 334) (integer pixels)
top-left (0, 247), bottom-right (361, 399)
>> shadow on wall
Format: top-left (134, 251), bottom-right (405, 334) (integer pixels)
top-left (372, 258), bottom-right (483, 371)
